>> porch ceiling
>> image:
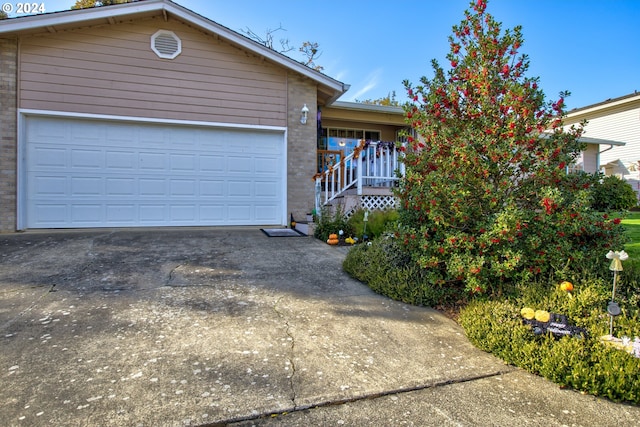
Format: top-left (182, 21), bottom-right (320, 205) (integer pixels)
top-left (322, 101), bottom-right (406, 126)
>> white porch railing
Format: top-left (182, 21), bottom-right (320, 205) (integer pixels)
top-left (314, 140), bottom-right (404, 210)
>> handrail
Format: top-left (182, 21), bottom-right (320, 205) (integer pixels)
top-left (313, 140), bottom-right (404, 208)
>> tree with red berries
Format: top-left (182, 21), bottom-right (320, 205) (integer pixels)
top-left (397, 0), bottom-right (625, 296)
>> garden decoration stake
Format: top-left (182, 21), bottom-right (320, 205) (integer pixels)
top-left (362, 210), bottom-right (369, 241)
top-left (606, 250), bottom-right (628, 336)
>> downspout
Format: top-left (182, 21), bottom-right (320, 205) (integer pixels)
top-left (597, 144), bottom-right (615, 173)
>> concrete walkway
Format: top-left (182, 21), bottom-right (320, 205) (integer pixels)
top-left (1, 229), bottom-right (638, 426)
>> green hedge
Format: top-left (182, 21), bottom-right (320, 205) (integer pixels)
top-left (343, 236), bottom-right (459, 306)
top-left (458, 280), bottom-right (640, 403)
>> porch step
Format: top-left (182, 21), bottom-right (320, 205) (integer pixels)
top-left (340, 187), bottom-right (395, 196)
top-left (294, 221), bottom-right (315, 236)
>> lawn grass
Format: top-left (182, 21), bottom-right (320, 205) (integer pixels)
top-left (621, 211), bottom-right (640, 267)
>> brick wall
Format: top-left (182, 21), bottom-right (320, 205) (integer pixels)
top-left (286, 74), bottom-right (317, 224)
top-left (0, 38), bottom-right (17, 233)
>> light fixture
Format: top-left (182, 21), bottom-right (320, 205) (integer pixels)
top-left (300, 104), bottom-right (309, 125)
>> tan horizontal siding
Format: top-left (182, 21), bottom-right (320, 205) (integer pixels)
top-left (19, 17), bottom-right (287, 126)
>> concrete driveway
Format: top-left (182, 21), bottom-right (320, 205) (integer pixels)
top-left (1, 229), bottom-right (639, 426)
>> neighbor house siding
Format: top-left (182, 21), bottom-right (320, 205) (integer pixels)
top-left (18, 16), bottom-right (287, 126)
top-left (0, 37), bottom-right (18, 233)
top-left (565, 98), bottom-right (640, 176)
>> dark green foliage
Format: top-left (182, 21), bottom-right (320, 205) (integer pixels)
top-left (592, 175), bottom-right (638, 211)
top-left (347, 209), bottom-right (399, 240)
top-left (313, 206), bottom-right (353, 242)
top-left (342, 235), bottom-right (459, 307)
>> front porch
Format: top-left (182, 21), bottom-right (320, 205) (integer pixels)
top-left (314, 140), bottom-right (404, 216)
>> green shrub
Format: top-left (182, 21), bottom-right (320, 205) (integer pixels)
top-left (313, 206), bottom-right (353, 242)
top-left (459, 279), bottom-right (640, 403)
top-left (395, 0), bottom-right (628, 301)
top-left (342, 235), bottom-right (459, 307)
top-left (592, 175), bottom-right (638, 211)
top-left (347, 209), bottom-right (399, 240)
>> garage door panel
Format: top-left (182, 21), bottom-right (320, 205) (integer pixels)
top-left (140, 205), bottom-right (166, 222)
top-left (71, 204), bottom-right (102, 223)
top-left (227, 156), bottom-right (252, 174)
top-left (106, 178), bottom-right (136, 196)
top-left (25, 117), bottom-right (285, 228)
top-left (139, 127), bottom-right (166, 146)
top-left (71, 123), bottom-right (105, 146)
top-left (170, 205), bottom-right (197, 221)
top-left (255, 181), bottom-right (279, 197)
top-left (200, 155), bottom-right (225, 172)
top-left (106, 151), bottom-right (136, 170)
top-left (139, 178), bottom-right (166, 196)
top-left (255, 205), bottom-right (279, 221)
top-left (106, 126), bottom-right (136, 146)
top-left (200, 180), bottom-right (224, 197)
top-left (27, 117), bottom-right (68, 143)
top-left (33, 204), bottom-right (66, 225)
top-left (170, 179), bottom-right (197, 196)
top-left (31, 147), bottom-right (67, 168)
top-left (228, 204), bottom-right (252, 221)
top-left (255, 157), bottom-right (279, 175)
top-left (71, 176), bottom-right (103, 196)
top-left (106, 204), bottom-right (136, 222)
top-left (228, 180), bottom-right (251, 197)
top-left (32, 176), bottom-right (66, 195)
top-left (170, 154), bottom-right (197, 172)
top-left (139, 152), bottom-right (166, 170)
top-left (71, 149), bottom-right (102, 169)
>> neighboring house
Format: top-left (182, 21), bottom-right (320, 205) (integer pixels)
top-left (0, 0), bottom-right (351, 232)
top-left (564, 92), bottom-right (640, 198)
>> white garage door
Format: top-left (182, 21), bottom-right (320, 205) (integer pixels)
top-left (24, 116), bottom-right (286, 228)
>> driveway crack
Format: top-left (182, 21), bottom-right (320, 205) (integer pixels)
top-left (273, 296), bottom-right (297, 407)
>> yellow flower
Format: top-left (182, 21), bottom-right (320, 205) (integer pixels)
top-left (520, 307), bottom-right (535, 320)
top-left (534, 310), bottom-right (550, 323)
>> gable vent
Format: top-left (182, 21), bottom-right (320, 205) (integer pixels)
top-left (151, 30), bottom-right (181, 59)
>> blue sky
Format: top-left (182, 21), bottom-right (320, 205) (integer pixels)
top-left (9, 0), bottom-right (640, 110)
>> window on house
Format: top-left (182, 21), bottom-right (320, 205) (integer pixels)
top-left (318, 127), bottom-right (381, 173)
top-left (320, 127), bottom-right (380, 150)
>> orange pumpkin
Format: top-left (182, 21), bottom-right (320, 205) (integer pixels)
top-left (560, 281), bottom-right (574, 292)
top-left (327, 233), bottom-right (339, 245)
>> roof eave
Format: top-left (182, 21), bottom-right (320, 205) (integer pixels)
top-left (579, 136), bottom-right (625, 147)
top-left (566, 92), bottom-right (640, 118)
top-left (327, 100), bottom-right (405, 115)
top-left (0, 0), bottom-right (164, 34)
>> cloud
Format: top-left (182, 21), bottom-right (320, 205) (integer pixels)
top-left (334, 69), bottom-right (348, 83)
top-left (345, 68), bottom-right (383, 101)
